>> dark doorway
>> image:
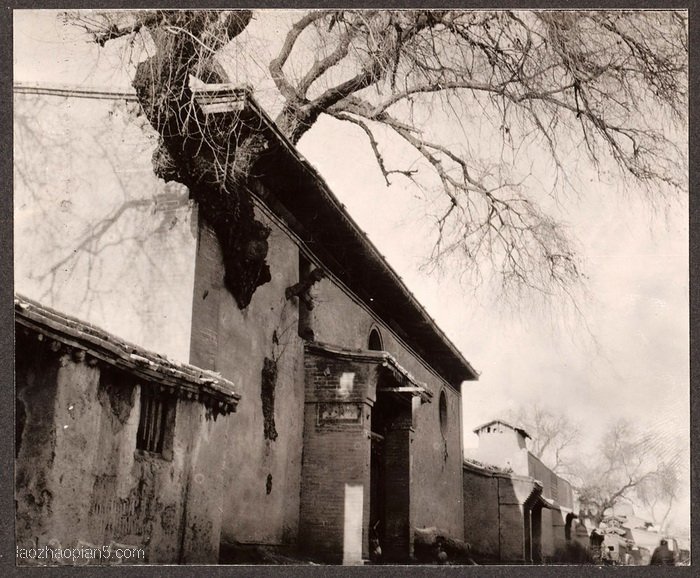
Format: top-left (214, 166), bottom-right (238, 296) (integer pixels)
top-left (369, 429), bottom-right (385, 562)
top-left (369, 397), bottom-right (390, 561)
top-left (369, 382), bottom-right (412, 562)
top-left (523, 494), bottom-right (543, 563)
top-left (529, 503), bottom-right (543, 563)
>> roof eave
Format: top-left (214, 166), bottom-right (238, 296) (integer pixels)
top-left (241, 92), bottom-right (479, 384)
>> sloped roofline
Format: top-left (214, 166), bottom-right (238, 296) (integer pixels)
top-left (473, 418), bottom-right (531, 439)
top-left (192, 85), bottom-right (479, 386)
top-left (15, 294), bottom-right (240, 413)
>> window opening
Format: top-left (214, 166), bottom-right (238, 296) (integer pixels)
top-left (439, 390), bottom-right (448, 436)
top-left (137, 388), bottom-right (172, 454)
top-left (368, 328), bottom-right (383, 351)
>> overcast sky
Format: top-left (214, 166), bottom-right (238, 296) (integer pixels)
top-left (14, 10), bottom-right (689, 528)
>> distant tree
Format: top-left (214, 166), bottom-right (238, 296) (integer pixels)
top-left (572, 419), bottom-right (683, 527)
top-left (635, 453), bottom-right (683, 532)
top-left (62, 9), bottom-right (687, 304)
top-left (504, 403), bottom-right (580, 473)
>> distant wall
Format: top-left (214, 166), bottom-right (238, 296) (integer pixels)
top-left (462, 464), bottom-right (500, 560)
top-left (526, 453), bottom-right (573, 556)
top-left (15, 333), bottom-right (227, 564)
top-left (463, 462), bottom-right (543, 563)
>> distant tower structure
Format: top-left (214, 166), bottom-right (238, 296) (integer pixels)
top-left (471, 419), bottom-right (531, 474)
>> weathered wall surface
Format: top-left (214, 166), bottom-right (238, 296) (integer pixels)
top-left (528, 453), bottom-right (554, 498)
top-left (176, 396), bottom-right (230, 564)
top-left (189, 210), bottom-right (305, 546)
top-left (15, 336), bottom-right (226, 563)
top-left (462, 465), bottom-right (500, 560)
top-left (462, 463), bottom-right (548, 563)
top-left (15, 343), bottom-right (60, 549)
top-left (14, 94), bottom-right (197, 362)
top-left (310, 278), bottom-right (465, 540)
top-left (526, 453), bottom-right (574, 509)
top-left (498, 475), bottom-right (536, 563)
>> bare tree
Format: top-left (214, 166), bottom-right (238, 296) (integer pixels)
top-left (504, 403), bottom-right (580, 473)
top-left (635, 453), bottom-right (683, 532)
top-left (64, 9), bottom-right (687, 305)
top-left (572, 419), bottom-right (683, 527)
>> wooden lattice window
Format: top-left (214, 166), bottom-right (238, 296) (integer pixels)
top-left (136, 388), bottom-right (174, 456)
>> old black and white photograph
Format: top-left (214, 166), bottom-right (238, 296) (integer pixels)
top-left (12, 8), bottom-right (689, 567)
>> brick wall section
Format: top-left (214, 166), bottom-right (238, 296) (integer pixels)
top-left (300, 349), bottom-right (416, 563)
top-left (189, 211), bottom-right (306, 546)
top-left (299, 351), bottom-right (374, 563)
top-left (499, 476), bottom-right (536, 562)
top-left (463, 462), bottom-right (547, 563)
top-left (298, 408), bottom-right (372, 562)
top-left (309, 280), bottom-right (465, 540)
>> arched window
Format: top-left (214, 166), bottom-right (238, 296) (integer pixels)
top-left (439, 390), bottom-right (448, 435)
top-left (368, 328), bottom-right (383, 351)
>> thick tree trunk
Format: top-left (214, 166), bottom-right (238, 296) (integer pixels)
top-left (131, 11), bottom-right (273, 309)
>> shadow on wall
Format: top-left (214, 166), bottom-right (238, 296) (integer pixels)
top-left (463, 461), bottom-right (564, 564)
top-left (15, 93), bottom-right (199, 362)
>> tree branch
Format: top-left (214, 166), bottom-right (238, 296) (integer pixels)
top-left (269, 11), bottom-right (331, 102)
top-left (328, 111), bottom-right (418, 185)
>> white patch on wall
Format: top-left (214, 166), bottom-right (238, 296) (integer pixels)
top-left (343, 483), bottom-right (364, 565)
top-left (338, 372), bottom-right (355, 399)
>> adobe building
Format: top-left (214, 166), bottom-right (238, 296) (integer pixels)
top-left (15, 296), bottom-right (240, 564)
top-left (15, 85), bottom-right (479, 564)
top-left (464, 420), bottom-right (575, 562)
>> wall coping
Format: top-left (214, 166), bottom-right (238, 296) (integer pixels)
top-left (462, 458), bottom-right (537, 484)
top-left (15, 294), bottom-right (240, 414)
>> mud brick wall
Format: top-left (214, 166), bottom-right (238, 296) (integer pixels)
top-left (15, 334), bottom-right (227, 564)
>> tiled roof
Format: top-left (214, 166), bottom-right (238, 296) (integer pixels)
top-left (15, 295), bottom-right (240, 414)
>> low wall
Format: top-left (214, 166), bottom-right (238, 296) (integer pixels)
top-left (463, 461), bottom-right (542, 563)
top-left (15, 331), bottom-right (230, 564)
